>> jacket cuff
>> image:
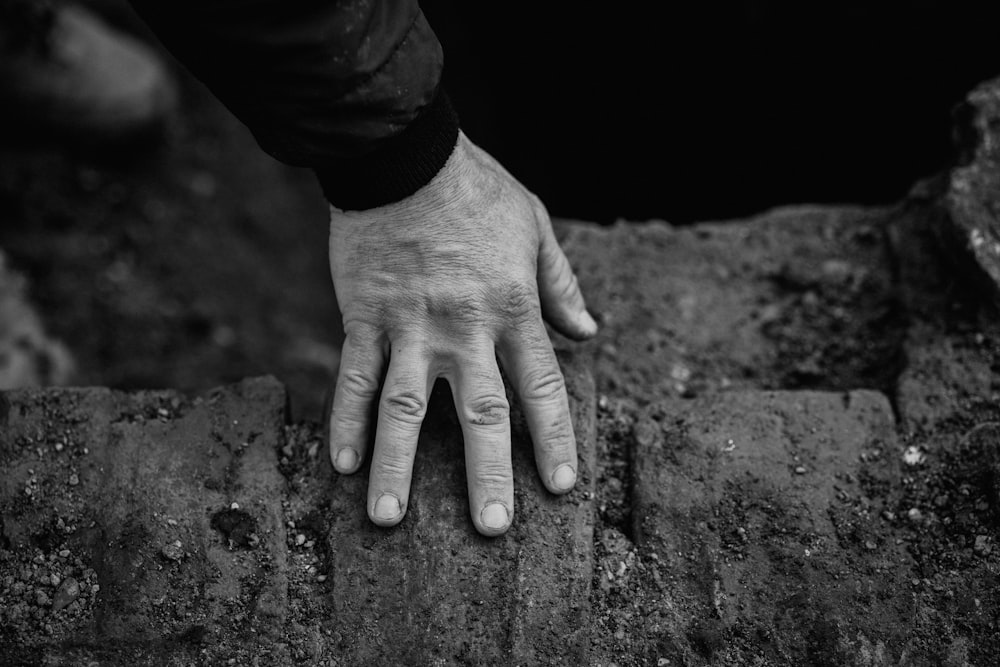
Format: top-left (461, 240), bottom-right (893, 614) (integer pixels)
top-left (315, 90), bottom-right (459, 210)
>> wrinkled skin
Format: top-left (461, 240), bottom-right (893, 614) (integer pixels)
top-left (327, 131), bottom-right (596, 536)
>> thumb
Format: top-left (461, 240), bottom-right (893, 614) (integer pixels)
top-left (534, 206), bottom-right (598, 341)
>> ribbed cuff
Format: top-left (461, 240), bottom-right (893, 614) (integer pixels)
top-left (315, 90), bottom-right (460, 210)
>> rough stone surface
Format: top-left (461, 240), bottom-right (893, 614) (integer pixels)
top-left (0, 376), bottom-right (290, 664)
top-left (631, 390), bottom-right (917, 665)
top-left (557, 196), bottom-right (1000, 664)
top-left (0, 354), bottom-right (597, 665)
top-left (558, 205), bottom-right (906, 404)
top-left (947, 75), bottom-right (1000, 298)
top-left (889, 182), bottom-right (1000, 432)
top-left (279, 350), bottom-right (597, 666)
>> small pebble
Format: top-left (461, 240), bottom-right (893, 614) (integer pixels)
top-left (52, 577), bottom-right (80, 612)
top-left (864, 540), bottom-right (877, 551)
top-left (316, 575), bottom-right (327, 583)
top-left (902, 445), bottom-right (925, 466)
top-left (907, 508), bottom-right (923, 522)
top-left (794, 466), bottom-right (807, 475)
top-left (230, 502), bottom-right (240, 510)
top-left (974, 535), bottom-right (992, 556)
top-left (295, 534), bottom-right (306, 546)
top-left (68, 474), bottom-right (79, 486)
top-left (58, 549), bottom-right (70, 558)
top-left (161, 540), bottom-right (184, 561)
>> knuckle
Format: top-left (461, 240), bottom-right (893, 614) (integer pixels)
top-left (339, 370), bottom-right (379, 400)
top-left (547, 255), bottom-right (580, 299)
top-left (375, 451), bottom-right (413, 478)
top-left (464, 395), bottom-right (510, 426)
top-left (521, 369), bottom-right (567, 402)
top-left (474, 463), bottom-right (513, 488)
top-left (426, 290), bottom-right (485, 322)
top-left (343, 318), bottom-right (381, 341)
top-left (492, 281), bottom-right (540, 321)
top-left (538, 424), bottom-right (575, 456)
top-left (557, 270), bottom-right (582, 301)
top-left (330, 408), bottom-right (367, 432)
top-left (381, 391), bottom-right (427, 425)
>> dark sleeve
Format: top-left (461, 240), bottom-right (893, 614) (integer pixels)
top-left (128, 0), bottom-right (459, 210)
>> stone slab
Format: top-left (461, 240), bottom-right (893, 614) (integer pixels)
top-left (280, 350), bottom-right (597, 667)
top-left (0, 355), bottom-right (597, 665)
top-left (0, 377), bottom-right (291, 664)
top-left (556, 205), bottom-right (904, 401)
top-left (631, 389), bottom-right (921, 665)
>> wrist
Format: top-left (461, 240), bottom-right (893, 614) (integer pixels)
top-left (316, 90), bottom-right (460, 211)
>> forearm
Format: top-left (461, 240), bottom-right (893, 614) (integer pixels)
top-left (128, 0), bottom-right (459, 209)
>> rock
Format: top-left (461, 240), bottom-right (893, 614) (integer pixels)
top-left (631, 390), bottom-right (913, 664)
top-left (0, 250), bottom-right (75, 390)
top-left (973, 535), bottom-right (992, 557)
top-left (0, 365), bottom-right (598, 664)
top-left (51, 578), bottom-right (79, 612)
top-left (963, 422), bottom-right (1000, 509)
top-left (558, 206), bottom-right (903, 402)
top-left (0, 377), bottom-right (290, 660)
top-left (160, 540), bottom-right (184, 561)
top-left (318, 353), bottom-right (598, 665)
top-left (946, 75), bottom-right (1000, 299)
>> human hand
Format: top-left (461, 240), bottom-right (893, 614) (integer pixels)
top-left (327, 131), bottom-right (596, 536)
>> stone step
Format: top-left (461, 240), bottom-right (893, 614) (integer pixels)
top-left (0, 355), bottom-right (597, 665)
top-left (0, 377), bottom-right (290, 664)
top-left (631, 389), bottom-right (916, 664)
top-left (285, 350), bottom-right (597, 666)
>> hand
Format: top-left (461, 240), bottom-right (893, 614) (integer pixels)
top-left (327, 131), bottom-right (596, 536)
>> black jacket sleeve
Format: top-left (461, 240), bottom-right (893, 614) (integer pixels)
top-left (128, 0), bottom-right (459, 210)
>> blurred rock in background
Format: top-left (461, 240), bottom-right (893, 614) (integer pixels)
top-left (0, 249), bottom-right (74, 389)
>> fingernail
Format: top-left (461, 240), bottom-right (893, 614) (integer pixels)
top-left (373, 494), bottom-right (401, 521)
top-left (335, 448), bottom-right (358, 471)
top-left (551, 464), bottom-right (576, 491)
top-left (480, 503), bottom-right (509, 531)
top-left (579, 310), bottom-right (598, 336)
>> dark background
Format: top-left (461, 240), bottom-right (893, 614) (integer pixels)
top-left (422, 1), bottom-right (1000, 223)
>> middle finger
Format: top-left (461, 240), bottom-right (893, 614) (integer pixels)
top-left (368, 339), bottom-right (431, 527)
